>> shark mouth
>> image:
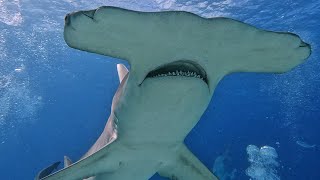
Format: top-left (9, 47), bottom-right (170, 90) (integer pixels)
top-left (143, 60), bottom-right (208, 85)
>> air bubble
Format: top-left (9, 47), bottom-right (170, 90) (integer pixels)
top-left (246, 145), bottom-right (280, 180)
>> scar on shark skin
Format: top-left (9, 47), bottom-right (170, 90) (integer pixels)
top-left (36, 6), bottom-right (311, 180)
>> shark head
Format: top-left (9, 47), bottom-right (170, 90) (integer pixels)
top-left (63, 6), bottom-right (311, 141)
top-left (64, 6), bottom-right (310, 93)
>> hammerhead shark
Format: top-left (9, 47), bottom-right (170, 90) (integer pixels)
top-left (36, 6), bottom-right (311, 180)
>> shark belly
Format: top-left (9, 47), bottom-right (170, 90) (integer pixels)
top-left (93, 160), bottom-right (160, 180)
top-left (114, 76), bottom-right (211, 145)
top-left (83, 144), bottom-right (171, 180)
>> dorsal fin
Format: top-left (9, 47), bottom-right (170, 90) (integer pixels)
top-left (64, 156), bottom-right (72, 168)
top-left (117, 64), bottom-right (129, 83)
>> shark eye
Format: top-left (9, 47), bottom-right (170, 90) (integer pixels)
top-left (145, 60), bottom-right (208, 84)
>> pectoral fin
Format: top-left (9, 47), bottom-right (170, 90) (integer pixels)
top-left (158, 144), bottom-right (218, 180)
top-left (40, 141), bottom-right (120, 180)
top-left (35, 161), bottom-right (60, 180)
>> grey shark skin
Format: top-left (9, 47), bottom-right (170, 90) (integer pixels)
top-left (39, 6), bottom-right (311, 180)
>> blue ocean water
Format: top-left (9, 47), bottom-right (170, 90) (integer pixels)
top-left (0, 0), bottom-right (319, 179)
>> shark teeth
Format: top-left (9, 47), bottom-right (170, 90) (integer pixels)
top-left (151, 71), bottom-right (203, 80)
top-left (145, 60), bottom-right (208, 84)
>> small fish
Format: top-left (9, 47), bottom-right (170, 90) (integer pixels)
top-left (296, 140), bottom-right (316, 149)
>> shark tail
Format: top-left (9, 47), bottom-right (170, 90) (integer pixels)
top-left (158, 144), bottom-right (219, 180)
